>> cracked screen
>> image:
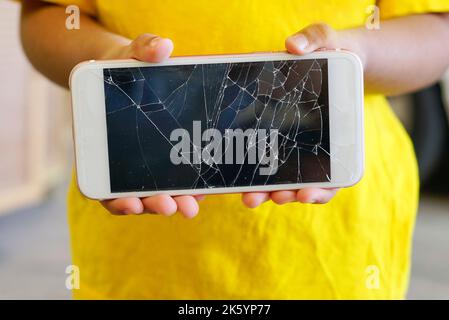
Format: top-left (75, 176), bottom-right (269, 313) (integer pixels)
top-left (103, 59), bottom-right (330, 193)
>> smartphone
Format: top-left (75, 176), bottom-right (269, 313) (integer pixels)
top-left (70, 51), bottom-right (364, 200)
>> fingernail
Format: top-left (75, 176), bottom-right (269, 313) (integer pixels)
top-left (276, 199), bottom-right (289, 205)
top-left (195, 195), bottom-right (206, 202)
top-left (305, 198), bottom-right (317, 204)
top-left (292, 34), bottom-right (309, 50)
top-left (249, 201), bottom-right (260, 208)
top-left (149, 37), bottom-right (162, 48)
top-left (123, 208), bottom-right (142, 215)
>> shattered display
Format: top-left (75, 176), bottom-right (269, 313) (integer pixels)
top-left (104, 59), bottom-right (331, 192)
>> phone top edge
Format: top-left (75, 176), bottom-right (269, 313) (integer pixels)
top-left (69, 50), bottom-right (362, 79)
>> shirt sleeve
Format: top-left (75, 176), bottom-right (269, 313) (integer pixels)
top-left (46, 0), bottom-right (97, 15)
top-left (379, 0), bottom-right (449, 19)
top-left (15, 0), bottom-right (97, 16)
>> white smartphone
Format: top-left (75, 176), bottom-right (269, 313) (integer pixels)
top-left (70, 51), bottom-right (364, 200)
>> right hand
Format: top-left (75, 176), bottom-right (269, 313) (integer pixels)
top-left (100, 34), bottom-right (204, 218)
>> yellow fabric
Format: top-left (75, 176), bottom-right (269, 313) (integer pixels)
top-left (43, 0), bottom-right (448, 299)
top-left (43, 0), bottom-right (97, 15)
top-left (379, 0), bottom-right (449, 19)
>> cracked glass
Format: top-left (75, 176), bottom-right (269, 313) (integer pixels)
top-left (103, 59), bottom-right (331, 192)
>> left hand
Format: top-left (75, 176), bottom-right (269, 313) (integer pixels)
top-left (242, 23), bottom-right (350, 208)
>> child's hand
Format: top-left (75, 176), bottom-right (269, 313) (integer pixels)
top-left (100, 34), bottom-right (204, 218)
top-left (242, 23), bottom-right (348, 209)
top-left (285, 23), bottom-right (366, 63)
top-left (286, 23), bottom-right (344, 55)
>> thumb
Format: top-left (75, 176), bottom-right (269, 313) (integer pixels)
top-left (285, 23), bottom-right (339, 55)
top-left (130, 33), bottom-right (174, 63)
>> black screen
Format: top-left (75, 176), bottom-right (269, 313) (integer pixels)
top-left (103, 59), bottom-right (330, 192)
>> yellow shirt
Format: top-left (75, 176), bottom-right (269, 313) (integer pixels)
top-left (46, 0), bottom-right (449, 299)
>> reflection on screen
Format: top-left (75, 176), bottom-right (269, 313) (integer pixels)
top-left (103, 59), bottom-right (330, 192)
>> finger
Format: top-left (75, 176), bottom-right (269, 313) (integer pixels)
top-left (141, 194), bottom-right (177, 216)
top-left (242, 192), bottom-right (270, 209)
top-left (285, 23), bottom-right (338, 55)
top-left (173, 196), bottom-right (200, 219)
top-left (270, 190), bottom-right (297, 205)
top-left (101, 198), bottom-right (144, 215)
top-left (131, 33), bottom-right (174, 62)
top-left (193, 195), bottom-right (206, 202)
top-left (296, 188), bottom-right (339, 204)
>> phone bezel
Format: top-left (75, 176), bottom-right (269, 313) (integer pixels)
top-left (70, 51), bottom-right (364, 200)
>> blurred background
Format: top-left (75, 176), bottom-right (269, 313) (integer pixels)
top-left (1, 1), bottom-right (449, 299)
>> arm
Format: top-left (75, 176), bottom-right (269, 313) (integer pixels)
top-left (285, 13), bottom-right (449, 96)
top-left (21, 0), bottom-right (131, 87)
top-left (20, 0), bottom-right (173, 87)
